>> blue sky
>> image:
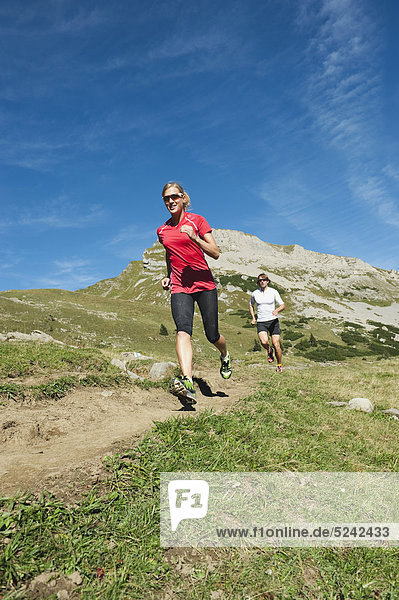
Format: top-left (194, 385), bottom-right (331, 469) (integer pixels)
top-left (1, 0), bottom-right (399, 291)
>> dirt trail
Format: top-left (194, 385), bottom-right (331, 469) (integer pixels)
top-left (0, 366), bottom-right (258, 498)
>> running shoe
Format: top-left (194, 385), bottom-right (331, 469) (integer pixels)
top-left (220, 354), bottom-right (232, 379)
top-left (276, 364), bottom-right (283, 373)
top-left (169, 376), bottom-right (197, 405)
top-left (267, 348), bottom-right (274, 363)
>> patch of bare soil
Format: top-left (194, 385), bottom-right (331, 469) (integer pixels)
top-left (0, 366), bottom-right (256, 499)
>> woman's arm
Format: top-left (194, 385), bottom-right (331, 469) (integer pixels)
top-left (180, 226), bottom-right (220, 260)
top-left (161, 252), bottom-right (171, 290)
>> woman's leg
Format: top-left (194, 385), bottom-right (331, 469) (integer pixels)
top-left (197, 289), bottom-right (228, 358)
top-left (171, 293), bottom-right (195, 378)
top-left (176, 331), bottom-right (193, 378)
top-left (213, 333), bottom-right (227, 358)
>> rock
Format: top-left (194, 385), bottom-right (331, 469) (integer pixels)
top-left (127, 370), bottom-right (143, 380)
top-left (31, 572), bottom-right (58, 585)
top-left (0, 333), bottom-right (6, 342)
top-left (101, 391), bottom-right (114, 397)
top-left (348, 398), bottom-right (374, 414)
top-left (148, 362), bottom-right (176, 380)
top-left (68, 571), bottom-right (82, 585)
top-left (111, 358), bottom-right (126, 371)
top-left (326, 401), bottom-right (348, 407)
top-left (5, 330), bottom-right (64, 344)
top-left (57, 591), bottom-right (69, 599)
top-left (121, 351), bottom-right (153, 362)
top-left (382, 408), bottom-right (399, 416)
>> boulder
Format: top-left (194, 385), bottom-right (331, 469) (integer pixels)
top-left (348, 397), bottom-right (374, 414)
top-left (148, 362), bottom-right (176, 380)
top-left (6, 330), bottom-right (64, 344)
top-left (127, 370), bottom-right (144, 380)
top-left (121, 351), bottom-right (153, 362)
top-left (382, 408), bottom-right (399, 416)
top-left (111, 358), bottom-right (126, 371)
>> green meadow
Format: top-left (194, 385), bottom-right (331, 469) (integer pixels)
top-left (1, 346), bottom-right (398, 599)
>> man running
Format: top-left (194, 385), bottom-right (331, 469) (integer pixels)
top-left (249, 274), bottom-right (285, 372)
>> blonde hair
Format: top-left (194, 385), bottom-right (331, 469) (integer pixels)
top-left (162, 182), bottom-right (191, 210)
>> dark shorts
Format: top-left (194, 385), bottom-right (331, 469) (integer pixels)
top-left (257, 319), bottom-right (280, 336)
top-left (171, 288), bottom-right (220, 344)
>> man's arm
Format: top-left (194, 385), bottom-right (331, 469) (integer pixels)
top-left (249, 299), bottom-right (257, 325)
top-left (272, 302), bottom-right (286, 316)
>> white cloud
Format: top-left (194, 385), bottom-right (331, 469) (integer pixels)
top-left (18, 199), bottom-right (106, 229)
top-left (296, 0), bottom-right (399, 236)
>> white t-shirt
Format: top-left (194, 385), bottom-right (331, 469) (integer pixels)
top-left (250, 287), bottom-right (284, 322)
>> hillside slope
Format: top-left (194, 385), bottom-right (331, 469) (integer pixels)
top-left (82, 229), bottom-right (399, 327)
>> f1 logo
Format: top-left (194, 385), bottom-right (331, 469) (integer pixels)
top-left (168, 479), bottom-right (209, 531)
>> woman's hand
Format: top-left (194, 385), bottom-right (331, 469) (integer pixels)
top-left (180, 224), bottom-right (197, 241)
top-left (161, 277), bottom-right (170, 290)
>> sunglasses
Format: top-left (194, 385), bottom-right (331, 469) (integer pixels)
top-left (258, 278), bottom-right (269, 282)
top-left (163, 193), bottom-right (184, 202)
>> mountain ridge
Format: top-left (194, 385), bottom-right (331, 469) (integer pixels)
top-left (82, 229), bottom-right (399, 327)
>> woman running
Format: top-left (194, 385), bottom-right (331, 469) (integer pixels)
top-left (157, 182), bottom-right (232, 406)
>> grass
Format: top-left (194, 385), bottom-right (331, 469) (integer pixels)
top-left (1, 359), bottom-right (398, 599)
top-left (0, 343), bottom-right (134, 403)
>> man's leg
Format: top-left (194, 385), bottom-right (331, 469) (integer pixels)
top-left (258, 331), bottom-right (270, 352)
top-left (272, 334), bottom-right (282, 364)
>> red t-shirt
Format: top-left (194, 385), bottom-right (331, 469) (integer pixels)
top-left (157, 212), bottom-right (216, 294)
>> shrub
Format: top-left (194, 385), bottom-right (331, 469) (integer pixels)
top-left (304, 347), bottom-right (345, 362)
top-left (341, 331), bottom-right (368, 344)
top-left (159, 324), bottom-right (169, 336)
top-left (343, 321), bottom-right (363, 329)
top-left (283, 330), bottom-right (303, 341)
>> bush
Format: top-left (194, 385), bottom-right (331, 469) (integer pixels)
top-left (159, 324), bottom-right (169, 336)
top-left (343, 321), bottom-right (363, 329)
top-left (304, 347), bottom-right (345, 362)
top-left (341, 331), bottom-right (368, 344)
top-left (283, 330), bottom-right (303, 341)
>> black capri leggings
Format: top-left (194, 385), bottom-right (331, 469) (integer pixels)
top-left (171, 288), bottom-right (220, 344)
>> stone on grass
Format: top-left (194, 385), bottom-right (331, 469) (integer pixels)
top-left (120, 351), bottom-right (152, 362)
top-left (111, 358), bottom-right (126, 371)
top-left (127, 370), bottom-right (144, 380)
top-left (6, 330), bottom-right (64, 344)
top-left (31, 572), bottom-right (58, 585)
top-left (149, 362), bottom-right (176, 380)
top-left (382, 408), bottom-right (399, 416)
top-left (68, 571), bottom-right (83, 585)
top-left (348, 397), bottom-right (374, 414)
